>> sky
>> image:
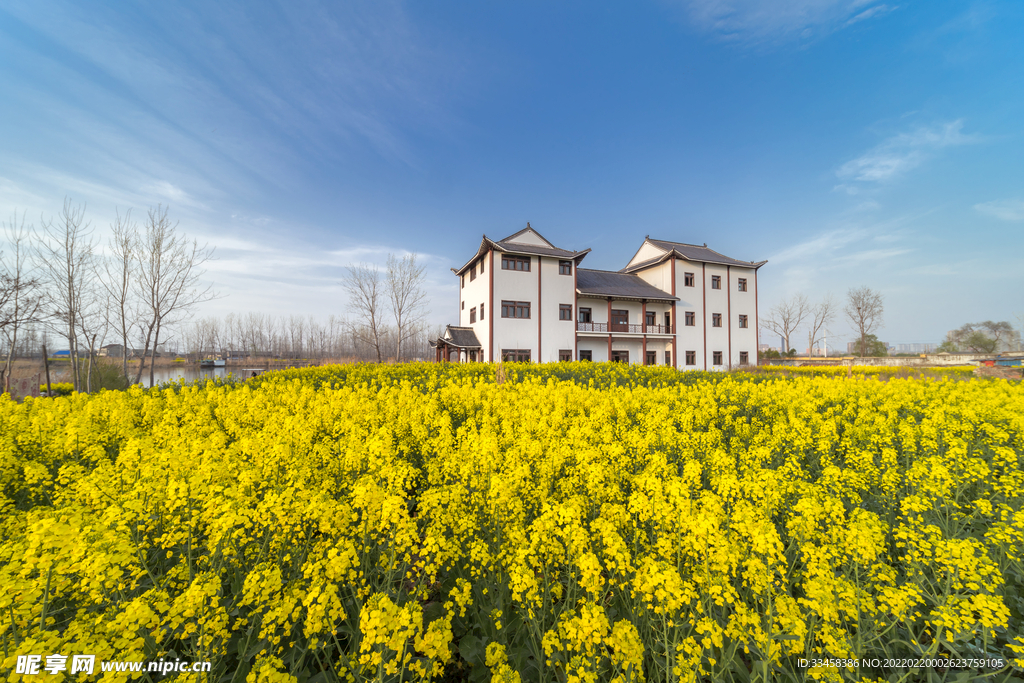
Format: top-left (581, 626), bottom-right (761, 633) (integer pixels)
top-left (1, 0), bottom-right (1022, 350)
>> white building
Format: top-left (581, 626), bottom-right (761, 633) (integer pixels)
top-left (432, 225), bottom-right (766, 369)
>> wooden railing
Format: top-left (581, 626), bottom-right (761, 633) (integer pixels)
top-left (577, 322), bottom-right (674, 334)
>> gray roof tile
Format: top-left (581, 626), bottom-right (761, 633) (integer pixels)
top-left (576, 269), bottom-right (677, 301)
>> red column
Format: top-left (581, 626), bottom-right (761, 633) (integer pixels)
top-left (702, 262), bottom-right (707, 371)
top-left (727, 265), bottom-right (732, 371)
top-left (671, 256), bottom-right (677, 369)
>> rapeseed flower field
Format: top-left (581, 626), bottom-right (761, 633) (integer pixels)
top-left (1, 363), bottom-right (1021, 682)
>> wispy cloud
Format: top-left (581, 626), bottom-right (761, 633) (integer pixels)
top-left (836, 119), bottom-right (979, 183)
top-left (675, 0), bottom-right (895, 45)
top-left (974, 199), bottom-right (1024, 222)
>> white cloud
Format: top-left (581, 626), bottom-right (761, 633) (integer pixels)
top-left (837, 119), bottom-right (978, 183)
top-left (676, 0), bottom-right (894, 45)
top-left (974, 199), bottom-right (1024, 222)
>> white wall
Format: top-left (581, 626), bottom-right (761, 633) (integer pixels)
top-left (460, 251), bottom-right (491, 360)
top-left (539, 256), bottom-right (577, 362)
top-left (492, 252), bottom-right (540, 361)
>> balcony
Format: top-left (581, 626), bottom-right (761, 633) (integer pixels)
top-left (577, 322), bottom-right (674, 334)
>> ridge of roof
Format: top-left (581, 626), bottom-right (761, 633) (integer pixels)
top-left (499, 222), bottom-right (556, 248)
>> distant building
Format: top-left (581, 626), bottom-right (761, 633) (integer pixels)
top-left (433, 225), bottom-right (766, 367)
top-left (894, 342), bottom-right (937, 354)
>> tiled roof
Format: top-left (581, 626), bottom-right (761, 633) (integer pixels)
top-left (441, 325), bottom-right (482, 348)
top-left (623, 238), bottom-right (766, 272)
top-left (454, 235), bottom-right (590, 275)
top-left (576, 269), bottom-right (677, 301)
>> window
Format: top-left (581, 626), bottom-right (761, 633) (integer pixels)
top-left (738, 314), bottom-right (748, 328)
top-left (611, 310), bottom-right (629, 329)
top-left (665, 351), bottom-right (671, 366)
top-left (645, 311), bottom-right (656, 327)
top-left (711, 275), bottom-right (721, 289)
top-left (480, 258), bottom-right (484, 274)
top-left (470, 351), bottom-right (477, 362)
top-left (501, 300), bottom-right (531, 319)
top-left (470, 308), bottom-right (476, 324)
top-left (713, 351), bottom-right (723, 365)
top-left (712, 313), bottom-right (722, 327)
top-left (578, 307), bottom-right (592, 323)
top-left (470, 267), bottom-right (476, 282)
top-left (502, 349), bottom-right (531, 362)
top-left (685, 350), bottom-right (696, 365)
top-left (664, 312), bottom-right (671, 328)
top-left (559, 304), bottom-right (573, 321)
top-left (684, 272), bottom-right (695, 287)
top-left (461, 274), bottom-right (465, 289)
top-left (559, 260), bottom-right (572, 275)
top-left (480, 303), bottom-right (485, 320)
top-left (738, 278), bottom-right (747, 292)
top-left (611, 350), bottom-right (629, 363)
top-left (579, 350), bottom-right (592, 361)
top-left (739, 351), bottom-right (749, 365)
top-left (685, 311), bottom-right (695, 326)
top-left (501, 256), bottom-right (531, 271)
top-left (646, 351), bottom-right (656, 365)
top-left (461, 301), bottom-right (465, 310)
top-left (559, 350), bottom-right (572, 362)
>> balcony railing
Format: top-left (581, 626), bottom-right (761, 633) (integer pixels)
top-left (577, 322), bottom-right (674, 334)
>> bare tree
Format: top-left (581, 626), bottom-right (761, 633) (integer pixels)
top-left (806, 294), bottom-right (836, 356)
top-left (386, 253), bottom-right (428, 362)
top-left (100, 209), bottom-right (139, 383)
top-left (36, 198), bottom-right (95, 391)
top-left (762, 294), bottom-right (809, 353)
top-left (344, 263), bottom-right (387, 363)
top-left (845, 286), bottom-right (884, 357)
top-left (134, 205), bottom-right (216, 386)
top-left (1, 212), bottom-right (44, 388)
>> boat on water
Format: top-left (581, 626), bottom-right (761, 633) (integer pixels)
top-left (199, 359), bottom-right (226, 368)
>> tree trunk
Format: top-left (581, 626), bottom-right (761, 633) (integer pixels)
top-left (149, 323), bottom-right (161, 387)
top-left (43, 344), bottom-right (52, 396)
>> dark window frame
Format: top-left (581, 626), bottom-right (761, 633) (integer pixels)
top-left (559, 260), bottom-right (572, 275)
top-left (501, 349), bottom-right (531, 362)
top-left (470, 308), bottom-right (476, 324)
top-left (711, 275), bottom-right (721, 290)
top-left (739, 351), bottom-right (749, 365)
top-left (559, 350), bottom-right (572, 362)
top-left (559, 304), bottom-right (573, 321)
top-left (738, 314), bottom-right (748, 329)
top-left (611, 350), bottom-right (629, 363)
top-left (578, 307), bottom-right (592, 323)
top-left (480, 303), bottom-right (485, 320)
top-left (579, 349), bottom-right (593, 361)
top-left (713, 351), bottom-right (723, 365)
top-left (685, 311), bottom-right (695, 326)
top-left (470, 267), bottom-right (476, 282)
top-left (501, 255), bottom-right (531, 272)
top-left (665, 351), bottom-right (672, 366)
top-left (645, 311), bottom-right (656, 326)
top-left (611, 309), bottom-right (629, 325)
top-left (501, 300), bottom-right (531, 319)
top-left (737, 278), bottom-right (747, 292)
top-left (712, 313), bottom-right (722, 327)
top-left (645, 351), bottom-right (656, 366)
top-left (685, 350), bottom-right (696, 366)
top-left (684, 272), bottom-right (695, 287)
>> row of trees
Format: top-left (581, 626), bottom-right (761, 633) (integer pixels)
top-left (0, 199), bottom-right (214, 391)
top-left (762, 286), bottom-right (885, 356)
top-left (174, 312), bottom-right (438, 362)
top-left (937, 321), bottom-right (1022, 354)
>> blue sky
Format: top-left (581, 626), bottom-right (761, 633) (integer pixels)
top-left (1, 0), bottom-right (1022, 348)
